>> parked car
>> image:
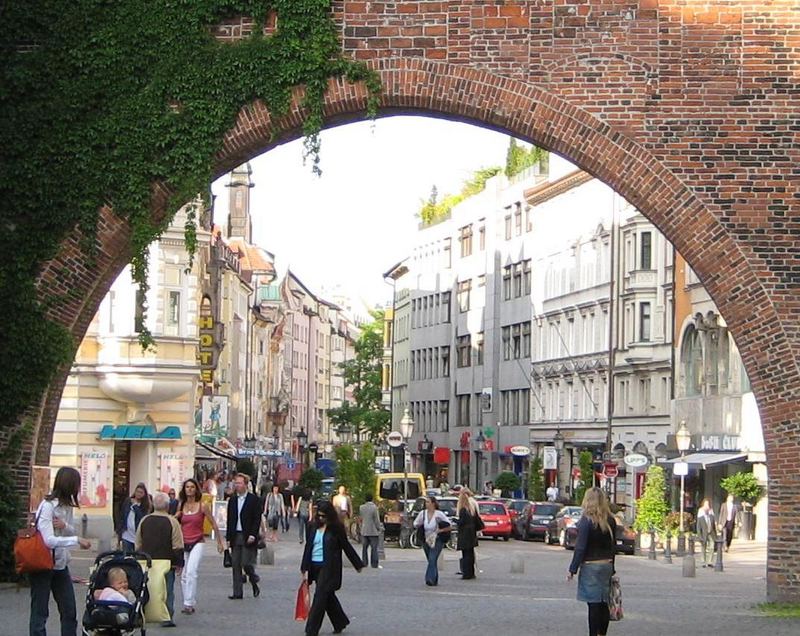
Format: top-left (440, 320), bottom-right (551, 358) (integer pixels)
top-left (502, 499), bottom-right (531, 538)
top-left (545, 506), bottom-right (583, 545)
top-left (477, 501), bottom-right (513, 540)
top-left (516, 502), bottom-right (564, 542)
top-left (563, 517), bottom-right (636, 555)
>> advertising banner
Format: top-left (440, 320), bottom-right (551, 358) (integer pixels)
top-left (200, 395), bottom-right (229, 440)
top-left (79, 450), bottom-right (110, 508)
top-left (158, 453), bottom-right (186, 493)
top-left (30, 466), bottom-right (52, 513)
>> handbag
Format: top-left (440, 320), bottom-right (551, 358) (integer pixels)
top-left (294, 580), bottom-right (310, 621)
top-left (608, 574), bottom-right (624, 621)
top-left (14, 507), bottom-right (54, 574)
top-left (223, 548), bottom-right (232, 568)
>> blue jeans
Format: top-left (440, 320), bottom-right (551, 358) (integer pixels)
top-left (120, 539), bottom-right (135, 553)
top-left (422, 538), bottom-right (444, 585)
top-left (29, 567), bottom-right (77, 636)
top-left (165, 568), bottom-right (176, 620)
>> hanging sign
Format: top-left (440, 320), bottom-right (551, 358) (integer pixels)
top-left (624, 453), bottom-right (649, 468)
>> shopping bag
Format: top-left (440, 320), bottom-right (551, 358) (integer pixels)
top-left (139, 559), bottom-right (171, 624)
top-left (14, 509), bottom-right (54, 574)
top-left (294, 580), bottom-right (310, 621)
top-left (608, 574), bottom-right (624, 621)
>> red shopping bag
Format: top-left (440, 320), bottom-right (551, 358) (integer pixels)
top-left (295, 580), bottom-right (310, 621)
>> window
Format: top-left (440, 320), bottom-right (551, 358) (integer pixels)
top-left (640, 232), bottom-right (652, 270)
top-left (523, 260), bottom-right (531, 295)
top-left (504, 215), bottom-right (512, 240)
top-left (410, 351), bottom-right (416, 380)
top-left (521, 321), bottom-right (531, 358)
top-left (512, 324), bottom-right (522, 359)
top-left (457, 335), bottom-right (472, 368)
top-left (443, 238), bottom-right (452, 268)
top-left (460, 224), bottom-right (473, 258)
top-left (441, 292), bottom-right (451, 323)
top-left (258, 339), bottom-right (264, 355)
top-left (502, 326), bottom-right (511, 360)
top-left (525, 206), bottom-right (533, 232)
top-left (457, 279), bottom-right (471, 313)
top-left (440, 400), bottom-right (449, 431)
top-left (479, 222), bottom-right (486, 250)
top-left (513, 263), bottom-right (523, 297)
top-left (457, 394), bottom-right (471, 427)
top-left (134, 288), bottom-right (146, 333)
top-left (640, 302), bottom-right (651, 342)
top-left (503, 265), bottom-right (512, 300)
top-left (441, 346), bottom-right (450, 377)
top-left (420, 349), bottom-right (428, 379)
top-left (475, 332), bottom-right (484, 366)
top-left (514, 204), bottom-right (522, 235)
top-left (107, 290), bottom-right (116, 333)
top-left (477, 274), bottom-right (486, 288)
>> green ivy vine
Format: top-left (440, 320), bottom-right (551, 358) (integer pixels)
top-left (0, 1), bottom-right (381, 430)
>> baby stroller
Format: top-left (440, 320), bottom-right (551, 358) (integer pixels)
top-left (82, 550), bottom-right (150, 635)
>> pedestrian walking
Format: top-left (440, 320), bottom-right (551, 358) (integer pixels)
top-left (413, 496), bottom-right (451, 586)
top-left (567, 487), bottom-right (618, 636)
top-left (264, 484), bottom-right (285, 542)
top-left (546, 484), bottom-right (559, 502)
top-left (135, 492), bottom-right (184, 627)
top-left (696, 499), bottom-right (718, 567)
top-left (300, 501), bottom-right (363, 636)
top-left (358, 493), bottom-right (384, 569)
top-left (116, 482), bottom-right (151, 553)
top-left (175, 478), bottom-right (224, 615)
top-left (456, 489), bottom-right (483, 579)
top-left (718, 494), bottom-right (738, 551)
top-left (332, 486), bottom-right (352, 523)
top-left (281, 483), bottom-right (293, 533)
top-left (293, 487), bottom-right (312, 544)
top-left (226, 473), bottom-right (262, 599)
top-left (28, 466), bottom-right (92, 636)
top-left (167, 488), bottom-right (179, 516)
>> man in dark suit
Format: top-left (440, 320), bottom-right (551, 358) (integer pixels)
top-left (719, 494), bottom-right (738, 551)
top-left (696, 498), bottom-right (718, 568)
top-left (226, 473), bottom-right (262, 599)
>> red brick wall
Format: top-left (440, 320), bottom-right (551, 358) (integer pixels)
top-left (15, 1), bottom-right (800, 600)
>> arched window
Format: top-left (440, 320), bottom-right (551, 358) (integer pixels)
top-left (680, 324), bottom-right (703, 397)
top-left (633, 441), bottom-right (650, 457)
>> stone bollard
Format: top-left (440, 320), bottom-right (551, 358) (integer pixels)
top-left (648, 528), bottom-right (657, 560)
top-left (378, 530), bottom-right (386, 559)
top-left (682, 549), bottom-right (696, 578)
top-left (664, 531), bottom-right (673, 564)
top-left (634, 529), bottom-right (642, 556)
top-left (676, 533), bottom-right (686, 557)
top-left (81, 513), bottom-right (89, 538)
top-left (714, 538), bottom-right (724, 572)
top-left (259, 544), bottom-right (275, 566)
top-left (510, 555), bottom-right (525, 574)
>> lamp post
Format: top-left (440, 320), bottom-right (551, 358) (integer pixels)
top-left (475, 431), bottom-right (486, 493)
top-left (400, 409), bottom-right (415, 499)
top-left (676, 421), bottom-right (691, 534)
top-left (296, 428), bottom-right (308, 468)
top-left (553, 430), bottom-right (565, 493)
top-left (335, 422), bottom-right (352, 445)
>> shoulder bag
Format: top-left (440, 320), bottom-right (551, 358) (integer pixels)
top-left (608, 574), bottom-right (623, 621)
top-left (14, 504), bottom-right (55, 574)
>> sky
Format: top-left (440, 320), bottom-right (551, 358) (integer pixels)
top-left (210, 115), bottom-right (557, 309)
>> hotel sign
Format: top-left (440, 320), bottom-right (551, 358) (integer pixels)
top-left (198, 296), bottom-right (218, 385)
top-left (99, 424), bottom-right (182, 440)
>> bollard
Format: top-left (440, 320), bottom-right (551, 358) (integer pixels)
top-left (682, 550), bottom-right (696, 578)
top-left (259, 544), bottom-right (275, 566)
top-left (688, 534), bottom-right (696, 556)
top-left (81, 513), bottom-right (88, 538)
top-left (676, 533), bottom-right (686, 557)
top-left (378, 530), bottom-right (386, 559)
top-left (714, 538), bottom-right (724, 572)
top-left (634, 529), bottom-right (642, 556)
top-left (664, 531), bottom-right (672, 564)
top-left (648, 528), bottom-right (657, 560)
top-left (510, 555), bottom-right (525, 574)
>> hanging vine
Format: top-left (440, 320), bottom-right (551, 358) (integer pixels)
top-left (0, 0), bottom-right (382, 429)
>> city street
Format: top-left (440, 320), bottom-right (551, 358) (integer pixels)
top-left (2, 532), bottom-right (797, 635)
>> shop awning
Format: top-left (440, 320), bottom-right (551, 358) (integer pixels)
top-left (662, 452), bottom-right (747, 469)
top-left (195, 439), bottom-right (237, 461)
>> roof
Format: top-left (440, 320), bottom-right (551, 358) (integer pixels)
top-left (227, 238), bottom-right (275, 275)
top-left (523, 169), bottom-right (593, 207)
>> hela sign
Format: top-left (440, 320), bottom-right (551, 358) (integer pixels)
top-left (99, 424), bottom-right (181, 440)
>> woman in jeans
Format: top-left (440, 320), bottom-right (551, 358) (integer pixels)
top-left (567, 487), bottom-right (618, 636)
top-left (176, 478), bottom-right (224, 615)
top-left (413, 496), bottom-right (450, 586)
top-left (264, 484), bottom-right (285, 542)
top-left (293, 487), bottom-right (311, 544)
top-left (29, 466), bottom-right (92, 636)
top-left (116, 482), bottom-right (151, 552)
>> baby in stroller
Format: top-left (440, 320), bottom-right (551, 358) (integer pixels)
top-left (82, 551), bottom-right (149, 636)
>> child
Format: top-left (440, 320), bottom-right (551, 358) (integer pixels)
top-left (94, 567), bottom-right (136, 604)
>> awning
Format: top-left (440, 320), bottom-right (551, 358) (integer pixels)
top-left (195, 439), bottom-right (237, 461)
top-left (433, 447), bottom-right (450, 464)
top-left (662, 452), bottom-right (748, 469)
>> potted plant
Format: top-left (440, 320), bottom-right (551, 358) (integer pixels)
top-left (494, 471), bottom-right (522, 498)
top-left (634, 465), bottom-right (669, 547)
top-left (720, 471), bottom-right (765, 540)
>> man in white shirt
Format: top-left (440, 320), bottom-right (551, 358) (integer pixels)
top-left (225, 474), bottom-right (262, 599)
top-left (546, 485), bottom-right (559, 502)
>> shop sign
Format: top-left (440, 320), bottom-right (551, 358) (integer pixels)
top-left (673, 461), bottom-right (689, 477)
top-left (198, 296), bottom-right (218, 385)
top-left (387, 431), bottom-right (403, 448)
top-left (603, 462), bottom-right (619, 479)
top-left (99, 424), bottom-right (182, 440)
top-left (510, 445), bottom-right (531, 457)
top-left (624, 453), bottom-right (649, 468)
top-left (696, 434), bottom-right (740, 452)
top-left (543, 446), bottom-right (557, 470)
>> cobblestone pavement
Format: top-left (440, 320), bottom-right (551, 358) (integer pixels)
top-left (2, 531), bottom-right (798, 636)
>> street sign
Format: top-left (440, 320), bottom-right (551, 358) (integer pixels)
top-left (308, 443), bottom-right (319, 453)
top-left (287, 459), bottom-right (296, 470)
top-left (510, 445), bottom-right (531, 457)
top-left (603, 463), bottom-right (619, 478)
top-left (624, 453), bottom-right (649, 468)
top-left (387, 431), bottom-right (403, 448)
top-left (543, 446), bottom-right (557, 470)
top-left (673, 461), bottom-right (689, 477)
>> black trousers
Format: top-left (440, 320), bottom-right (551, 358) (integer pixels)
top-left (231, 532), bottom-right (258, 597)
top-left (460, 548), bottom-right (476, 579)
top-left (724, 520), bottom-right (735, 548)
top-left (588, 602), bottom-right (610, 636)
top-left (306, 563), bottom-right (349, 636)
top-left (361, 535), bottom-right (379, 568)
top-left (29, 567), bottom-right (77, 636)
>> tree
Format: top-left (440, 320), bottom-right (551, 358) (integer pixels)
top-left (634, 465), bottom-right (670, 532)
top-left (574, 451), bottom-right (595, 505)
top-left (527, 455), bottom-right (544, 501)
top-left (333, 443), bottom-right (376, 510)
top-left (328, 310), bottom-right (390, 443)
top-left (494, 472), bottom-right (521, 497)
top-left (505, 137), bottom-right (548, 179)
top-left (298, 468), bottom-right (324, 495)
top-left (236, 458), bottom-right (257, 484)
top-left (721, 471), bottom-right (765, 506)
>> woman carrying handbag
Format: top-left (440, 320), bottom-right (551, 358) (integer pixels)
top-left (455, 489), bottom-right (482, 579)
top-left (566, 487), bottom-right (619, 636)
top-left (28, 466), bottom-right (92, 636)
top-left (413, 496), bottom-right (451, 587)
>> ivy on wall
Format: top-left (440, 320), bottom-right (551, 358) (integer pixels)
top-left (0, 1), bottom-right (381, 431)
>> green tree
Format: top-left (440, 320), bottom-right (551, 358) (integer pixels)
top-left (504, 137), bottom-right (548, 178)
top-left (494, 471), bottom-right (521, 497)
top-left (574, 451), bottom-right (595, 505)
top-left (634, 465), bottom-right (670, 532)
top-left (720, 471), bottom-right (765, 506)
top-left (527, 455), bottom-right (545, 501)
top-left (333, 443), bottom-right (376, 510)
top-left (298, 468), bottom-right (324, 495)
top-left (418, 166), bottom-right (502, 225)
top-left (328, 310), bottom-right (390, 442)
top-left (236, 458), bottom-right (257, 484)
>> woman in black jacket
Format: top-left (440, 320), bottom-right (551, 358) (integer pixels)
top-left (567, 487), bottom-right (618, 636)
top-left (300, 501), bottom-right (363, 636)
top-left (456, 489), bottom-right (482, 579)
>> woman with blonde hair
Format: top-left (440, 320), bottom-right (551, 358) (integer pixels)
top-left (456, 489), bottom-right (483, 579)
top-left (567, 487), bottom-right (617, 636)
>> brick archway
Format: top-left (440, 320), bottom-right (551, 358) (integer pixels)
top-left (18, 6), bottom-right (800, 601)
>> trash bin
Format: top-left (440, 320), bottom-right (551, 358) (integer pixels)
top-left (740, 510), bottom-right (755, 541)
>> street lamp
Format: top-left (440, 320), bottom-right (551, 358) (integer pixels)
top-left (296, 428), bottom-right (308, 466)
top-left (475, 431), bottom-right (486, 492)
top-left (400, 409), bottom-right (415, 499)
top-left (335, 422), bottom-right (352, 445)
top-left (676, 421), bottom-right (691, 534)
top-left (553, 430), bottom-right (565, 491)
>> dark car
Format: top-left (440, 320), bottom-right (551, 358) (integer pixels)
top-left (564, 516), bottom-right (636, 555)
top-left (516, 502), bottom-right (563, 541)
top-left (544, 506), bottom-right (583, 545)
top-left (502, 499), bottom-right (531, 538)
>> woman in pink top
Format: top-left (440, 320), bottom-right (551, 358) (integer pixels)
top-left (175, 478), bottom-right (224, 614)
